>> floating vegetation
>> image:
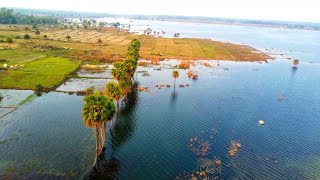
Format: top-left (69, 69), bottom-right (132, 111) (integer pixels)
top-left (142, 72), bottom-right (150, 76)
top-left (136, 70), bottom-right (148, 73)
top-left (0, 93), bottom-right (3, 101)
top-left (154, 66), bottom-right (162, 71)
top-left (137, 86), bottom-right (150, 92)
top-left (202, 62), bottom-right (212, 68)
top-left (188, 71), bottom-right (198, 79)
top-left (228, 141), bottom-right (241, 157)
top-left (155, 84), bottom-right (164, 89)
top-left (75, 91), bottom-right (86, 96)
top-left (138, 61), bottom-right (149, 66)
top-left (18, 94), bottom-right (35, 106)
top-left (166, 84), bottom-right (171, 88)
top-left (187, 129), bottom-right (218, 156)
top-left (176, 157), bottom-right (222, 180)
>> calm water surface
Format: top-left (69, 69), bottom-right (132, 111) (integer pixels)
top-left (0, 20), bottom-right (320, 179)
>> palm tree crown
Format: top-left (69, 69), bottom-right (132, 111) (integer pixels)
top-left (172, 69), bottom-right (179, 79)
top-left (82, 91), bottom-right (116, 128)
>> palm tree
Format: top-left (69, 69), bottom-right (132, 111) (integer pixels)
top-left (293, 59), bottom-right (299, 68)
top-left (82, 91), bottom-right (116, 168)
top-left (6, 37), bottom-right (13, 49)
top-left (105, 82), bottom-right (121, 112)
top-left (172, 69), bottom-right (179, 89)
top-left (66, 35), bottom-right (71, 42)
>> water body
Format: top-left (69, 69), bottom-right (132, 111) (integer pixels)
top-left (1, 20), bottom-right (320, 179)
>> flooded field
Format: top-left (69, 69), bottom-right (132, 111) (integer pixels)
top-left (1, 20), bottom-right (320, 179)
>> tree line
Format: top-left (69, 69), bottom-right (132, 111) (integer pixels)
top-left (82, 39), bottom-right (141, 168)
top-left (0, 8), bottom-right (59, 25)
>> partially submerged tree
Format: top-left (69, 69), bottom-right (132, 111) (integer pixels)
top-left (105, 82), bottom-right (121, 112)
top-left (82, 91), bottom-right (115, 168)
top-left (172, 69), bottom-right (179, 89)
top-left (293, 59), bottom-right (299, 68)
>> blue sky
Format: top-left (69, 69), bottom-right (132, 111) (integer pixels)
top-left (1, 0), bottom-right (319, 22)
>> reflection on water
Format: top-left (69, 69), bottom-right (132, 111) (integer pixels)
top-left (111, 89), bottom-right (139, 151)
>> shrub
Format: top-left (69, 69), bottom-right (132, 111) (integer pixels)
top-left (179, 61), bottom-right (190, 69)
top-left (34, 84), bottom-right (43, 96)
top-left (85, 87), bottom-right (94, 96)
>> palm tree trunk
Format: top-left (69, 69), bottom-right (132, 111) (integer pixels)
top-left (110, 118), bottom-right (113, 131)
top-left (93, 126), bottom-right (99, 168)
top-left (99, 124), bottom-right (105, 155)
top-left (116, 99), bottom-right (119, 113)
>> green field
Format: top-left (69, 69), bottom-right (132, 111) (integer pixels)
top-left (0, 56), bottom-right (79, 89)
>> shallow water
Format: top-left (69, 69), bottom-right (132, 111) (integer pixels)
top-left (1, 20), bottom-right (320, 179)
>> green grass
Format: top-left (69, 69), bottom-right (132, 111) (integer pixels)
top-left (0, 57), bottom-right (79, 89)
top-left (0, 49), bottom-right (46, 65)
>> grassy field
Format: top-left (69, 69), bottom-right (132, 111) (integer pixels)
top-left (0, 56), bottom-right (79, 89)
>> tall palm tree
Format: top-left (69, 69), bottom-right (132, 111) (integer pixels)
top-left (82, 91), bottom-right (115, 168)
top-left (172, 69), bottom-right (179, 89)
top-left (105, 82), bottom-right (121, 112)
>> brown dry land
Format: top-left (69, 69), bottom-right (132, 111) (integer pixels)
top-left (0, 25), bottom-right (271, 62)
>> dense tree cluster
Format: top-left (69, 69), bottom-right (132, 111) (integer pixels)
top-left (0, 8), bottom-right (59, 25)
top-left (111, 39), bottom-right (141, 98)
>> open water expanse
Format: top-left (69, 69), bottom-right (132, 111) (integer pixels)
top-left (0, 19), bottom-right (320, 179)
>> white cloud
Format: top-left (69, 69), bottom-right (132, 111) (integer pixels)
top-left (1, 0), bottom-right (319, 22)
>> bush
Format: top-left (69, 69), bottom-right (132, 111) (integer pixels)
top-left (85, 87), bottom-right (94, 96)
top-left (179, 61), bottom-right (190, 69)
top-left (34, 84), bottom-right (43, 96)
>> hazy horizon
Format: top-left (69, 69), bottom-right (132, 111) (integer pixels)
top-left (1, 0), bottom-right (320, 23)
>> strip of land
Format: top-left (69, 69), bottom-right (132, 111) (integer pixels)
top-left (0, 25), bottom-right (271, 90)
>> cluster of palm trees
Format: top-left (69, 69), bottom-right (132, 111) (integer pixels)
top-left (109, 39), bottom-right (141, 100)
top-left (81, 39), bottom-right (141, 168)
